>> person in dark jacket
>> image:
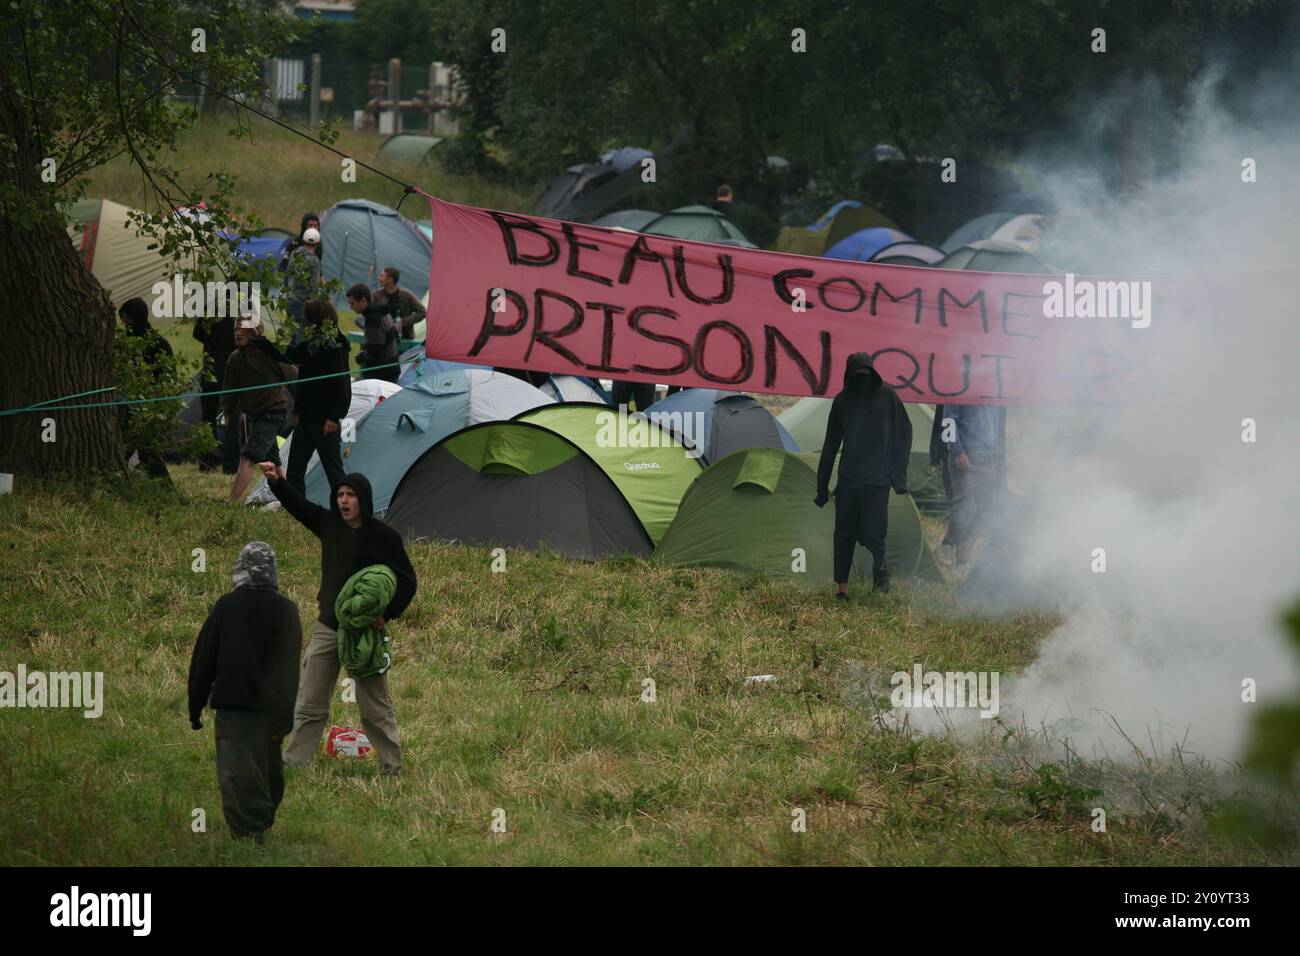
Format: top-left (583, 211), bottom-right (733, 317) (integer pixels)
top-left (117, 297), bottom-right (174, 480)
top-left (941, 403), bottom-right (1007, 564)
top-left (193, 315), bottom-right (240, 474)
top-left (371, 266), bottom-right (426, 341)
top-left (285, 299), bottom-right (352, 496)
top-left (815, 352), bottom-right (912, 597)
top-left (188, 542), bottom-right (302, 843)
top-left (223, 312), bottom-right (297, 503)
top-left (257, 466), bottom-right (417, 775)
top-left (711, 184), bottom-right (736, 220)
top-left (347, 284), bottom-right (400, 383)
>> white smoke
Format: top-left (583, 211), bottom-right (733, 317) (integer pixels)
top-left (920, 58), bottom-right (1300, 764)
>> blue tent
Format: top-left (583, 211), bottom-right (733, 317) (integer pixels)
top-left (236, 231), bottom-right (293, 264)
top-left (319, 199), bottom-right (433, 307)
top-left (303, 367), bottom-right (554, 514)
top-left (823, 227), bottom-right (912, 262)
top-left (644, 388), bottom-right (798, 465)
top-left (397, 347), bottom-right (489, 388)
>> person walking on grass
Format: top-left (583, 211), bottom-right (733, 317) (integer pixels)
top-left (258, 464), bottom-right (417, 777)
top-left (223, 311), bottom-right (297, 503)
top-left (188, 542), bottom-right (302, 844)
top-left (815, 352), bottom-right (912, 598)
top-left (285, 299), bottom-right (351, 496)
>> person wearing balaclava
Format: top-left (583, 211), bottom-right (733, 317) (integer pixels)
top-left (117, 297), bottom-right (174, 480)
top-left (188, 542), bottom-right (302, 844)
top-left (815, 352), bottom-right (912, 597)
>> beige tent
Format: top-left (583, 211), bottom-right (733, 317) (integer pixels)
top-left (67, 198), bottom-right (175, 308)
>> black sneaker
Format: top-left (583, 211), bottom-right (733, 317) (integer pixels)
top-left (835, 591), bottom-right (848, 602)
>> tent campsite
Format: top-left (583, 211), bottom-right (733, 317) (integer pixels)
top-left (654, 448), bottom-right (942, 584)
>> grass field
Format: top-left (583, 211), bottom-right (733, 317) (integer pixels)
top-left (0, 470), bottom-right (1277, 866)
top-left (10, 118), bottom-right (1282, 866)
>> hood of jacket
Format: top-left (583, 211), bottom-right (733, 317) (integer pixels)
top-left (232, 541), bottom-right (280, 590)
top-left (120, 297), bottom-right (152, 336)
top-left (844, 351), bottom-right (882, 389)
top-left (331, 472), bottom-right (375, 523)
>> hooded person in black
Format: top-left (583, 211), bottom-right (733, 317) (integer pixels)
top-left (259, 465), bottom-right (418, 774)
top-left (815, 352), bottom-right (912, 596)
top-left (285, 299), bottom-right (352, 496)
top-left (188, 542), bottom-right (302, 842)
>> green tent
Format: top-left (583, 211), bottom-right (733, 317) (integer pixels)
top-left (591, 209), bottom-right (657, 231)
top-left (513, 403), bottom-right (704, 544)
top-left (386, 404), bottom-right (703, 559)
top-left (642, 205), bottom-right (757, 247)
top-left (778, 398), bottom-right (948, 514)
top-left (374, 134), bottom-right (443, 167)
top-left (770, 201), bottom-right (900, 257)
top-left (654, 448), bottom-right (942, 584)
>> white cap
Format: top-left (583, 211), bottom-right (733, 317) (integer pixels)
top-left (303, 227), bottom-right (321, 244)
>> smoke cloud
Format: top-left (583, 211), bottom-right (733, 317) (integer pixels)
top-left (913, 50), bottom-right (1300, 765)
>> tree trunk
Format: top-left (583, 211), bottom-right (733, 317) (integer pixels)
top-left (0, 73), bottom-right (126, 477)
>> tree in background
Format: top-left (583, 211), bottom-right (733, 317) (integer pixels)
top-left (0, 0), bottom-right (297, 477)
top-left (429, 0), bottom-right (1286, 233)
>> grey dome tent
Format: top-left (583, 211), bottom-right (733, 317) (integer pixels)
top-left (940, 212), bottom-right (1018, 254)
top-left (642, 205), bottom-right (757, 247)
top-left (319, 199), bottom-right (433, 306)
top-left (532, 160), bottom-right (649, 223)
top-left (870, 241), bottom-right (946, 267)
top-left (644, 388), bottom-right (798, 465)
top-left (938, 239), bottom-right (1059, 275)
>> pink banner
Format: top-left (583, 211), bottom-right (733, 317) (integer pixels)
top-left (423, 195), bottom-right (1160, 404)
